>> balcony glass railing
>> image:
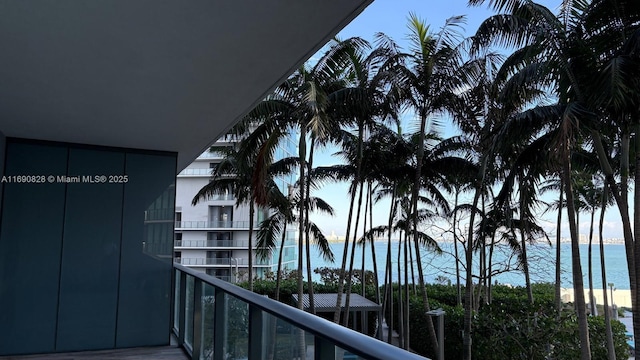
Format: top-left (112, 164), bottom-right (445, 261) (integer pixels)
top-left (198, 152), bottom-right (224, 159)
top-left (179, 169), bottom-right (214, 176)
top-left (175, 240), bottom-right (248, 248)
top-left (175, 257), bottom-right (277, 267)
top-left (175, 221), bottom-right (250, 229)
top-left (173, 264), bottom-right (427, 360)
top-left (176, 258), bottom-right (250, 266)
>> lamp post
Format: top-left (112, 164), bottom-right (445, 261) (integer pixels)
top-left (231, 258), bottom-right (239, 283)
top-left (608, 283), bottom-right (615, 304)
top-left (427, 308), bottom-right (446, 360)
top-left (608, 283), bottom-right (617, 319)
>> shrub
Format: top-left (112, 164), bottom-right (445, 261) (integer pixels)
top-left (385, 283), bottom-right (628, 360)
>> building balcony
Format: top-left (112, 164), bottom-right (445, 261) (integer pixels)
top-left (175, 239), bottom-right (250, 248)
top-left (175, 258), bottom-right (278, 267)
top-left (2, 263), bottom-right (426, 360)
top-left (175, 221), bottom-right (250, 230)
top-left (178, 168), bottom-right (213, 177)
top-left (175, 257), bottom-right (251, 266)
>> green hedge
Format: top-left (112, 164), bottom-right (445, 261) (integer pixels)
top-left (386, 283), bottom-right (629, 359)
top-left (244, 279), bottom-right (628, 359)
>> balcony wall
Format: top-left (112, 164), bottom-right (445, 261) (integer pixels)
top-left (0, 139), bottom-right (176, 356)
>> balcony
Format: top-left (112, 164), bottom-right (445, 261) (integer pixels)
top-left (178, 168), bottom-right (213, 177)
top-left (175, 257), bottom-right (249, 266)
top-left (174, 257), bottom-right (283, 268)
top-left (175, 221), bottom-right (250, 230)
top-left (3, 264), bottom-right (423, 360)
top-left (175, 240), bottom-right (249, 248)
top-left (172, 263), bottom-right (428, 360)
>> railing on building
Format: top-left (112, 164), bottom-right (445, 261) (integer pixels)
top-left (173, 263), bottom-right (428, 360)
top-left (179, 169), bottom-right (214, 176)
top-left (176, 221), bottom-right (250, 229)
top-left (175, 240), bottom-right (249, 248)
top-left (174, 257), bottom-right (278, 267)
top-left (176, 258), bottom-right (250, 266)
top-left (198, 152), bottom-right (224, 159)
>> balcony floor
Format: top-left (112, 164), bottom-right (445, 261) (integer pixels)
top-left (0, 346), bottom-right (188, 360)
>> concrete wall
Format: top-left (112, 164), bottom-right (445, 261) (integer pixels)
top-left (561, 288), bottom-right (633, 308)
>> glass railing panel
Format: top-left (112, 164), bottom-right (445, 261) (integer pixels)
top-left (185, 274), bottom-right (195, 348)
top-left (173, 269), bottom-right (181, 331)
top-left (172, 264), bottom-right (427, 360)
top-left (201, 284), bottom-right (216, 360)
top-left (335, 345), bottom-right (367, 360)
top-left (262, 314), bottom-right (315, 360)
top-left (223, 294), bottom-right (249, 360)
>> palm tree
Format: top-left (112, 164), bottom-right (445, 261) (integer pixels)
top-left (598, 180), bottom-right (616, 360)
top-left (540, 175), bottom-right (564, 314)
top-left (326, 35), bottom-right (401, 326)
top-left (470, 0), bottom-right (636, 359)
top-left (192, 140), bottom-right (258, 290)
top-left (385, 13), bottom-right (477, 354)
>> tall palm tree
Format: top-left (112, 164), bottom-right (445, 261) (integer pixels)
top-left (598, 180), bottom-right (616, 360)
top-left (469, 1), bottom-right (615, 357)
top-left (385, 13), bottom-right (477, 354)
top-left (326, 35), bottom-right (401, 326)
top-left (540, 175), bottom-right (564, 314)
top-left (192, 141), bottom-right (258, 290)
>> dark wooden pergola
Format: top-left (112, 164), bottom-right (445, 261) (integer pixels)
top-left (292, 293), bottom-right (383, 340)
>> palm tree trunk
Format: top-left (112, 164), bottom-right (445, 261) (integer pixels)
top-left (342, 180), bottom-right (365, 327)
top-left (453, 188), bottom-right (462, 306)
top-left (248, 200), bottom-right (255, 291)
top-left (359, 185), bottom-right (368, 333)
top-left (369, 183), bottom-right (380, 303)
top-left (409, 233), bottom-right (416, 295)
top-left (404, 224), bottom-right (410, 350)
top-left (397, 231), bottom-right (404, 348)
top-left (463, 155), bottom-right (488, 360)
top-left (333, 188), bottom-right (357, 323)
top-left (275, 222), bottom-right (288, 301)
top-left (305, 138), bottom-right (316, 314)
top-left (599, 187), bottom-right (615, 360)
top-left (410, 111), bottom-right (438, 355)
top-left (487, 231), bottom-right (496, 304)
top-left (362, 182), bottom-right (369, 300)
top-left (477, 192), bottom-right (487, 308)
top-left (588, 207), bottom-right (596, 316)
top-left (633, 121), bottom-right (640, 359)
top-left (383, 185), bottom-right (397, 344)
top-left (590, 129), bottom-right (636, 325)
top-left (519, 190), bottom-right (534, 304)
top-left (334, 123), bottom-right (365, 324)
top-left (556, 177), bottom-right (564, 316)
top-left (368, 185), bottom-right (382, 338)
top-left (563, 143), bottom-right (591, 360)
top-left (268, 221), bottom-right (288, 360)
top-left (296, 132), bottom-right (307, 360)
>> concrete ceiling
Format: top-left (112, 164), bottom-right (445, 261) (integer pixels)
top-left (0, 0), bottom-right (372, 170)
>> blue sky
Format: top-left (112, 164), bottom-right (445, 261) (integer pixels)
top-left (307, 0), bottom-right (625, 240)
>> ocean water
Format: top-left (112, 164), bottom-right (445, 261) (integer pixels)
top-left (303, 241), bottom-right (631, 290)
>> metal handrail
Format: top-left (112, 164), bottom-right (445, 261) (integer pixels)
top-left (173, 263), bottom-right (427, 360)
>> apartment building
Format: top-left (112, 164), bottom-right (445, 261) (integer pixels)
top-left (174, 134), bottom-right (298, 282)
